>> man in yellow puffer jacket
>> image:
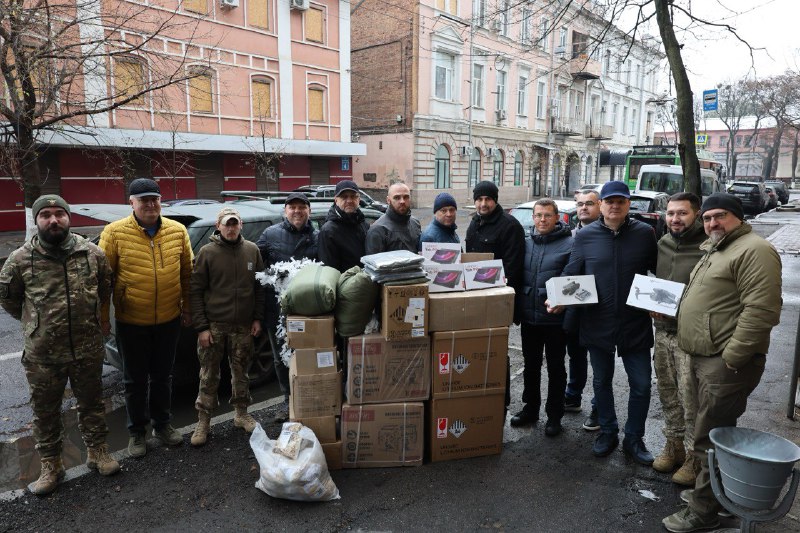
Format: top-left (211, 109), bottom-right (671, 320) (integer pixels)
top-left (99, 178), bottom-right (193, 458)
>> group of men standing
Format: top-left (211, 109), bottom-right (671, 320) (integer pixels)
top-left (0, 174), bottom-right (784, 533)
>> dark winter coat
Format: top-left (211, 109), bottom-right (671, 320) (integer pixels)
top-left (317, 205), bottom-right (369, 273)
top-left (516, 222), bottom-right (573, 326)
top-left (561, 216), bottom-right (657, 354)
top-left (654, 218), bottom-right (706, 333)
top-left (256, 219), bottom-right (318, 327)
top-left (365, 206), bottom-right (422, 255)
top-left (190, 233), bottom-right (265, 332)
top-left (419, 218), bottom-right (460, 248)
top-left (465, 204), bottom-right (525, 291)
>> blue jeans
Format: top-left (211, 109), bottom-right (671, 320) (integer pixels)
top-left (117, 318), bottom-right (181, 435)
top-left (565, 330), bottom-right (587, 401)
top-left (588, 347), bottom-right (651, 439)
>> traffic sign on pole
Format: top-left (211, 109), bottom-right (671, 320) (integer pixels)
top-left (703, 89), bottom-right (718, 111)
top-left (695, 133), bottom-right (708, 145)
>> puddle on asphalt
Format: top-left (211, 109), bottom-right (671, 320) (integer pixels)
top-left (0, 380), bottom-right (281, 493)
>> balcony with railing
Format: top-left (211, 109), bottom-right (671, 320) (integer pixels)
top-left (569, 32), bottom-right (601, 80)
top-left (551, 116), bottom-right (584, 136)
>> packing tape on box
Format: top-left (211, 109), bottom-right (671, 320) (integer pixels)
top-left (359, 337), bottom-right (366, 403)
top-left (447, 334), bottom-right (456, 399)
top-left (402, 402), bottom-right (407, 464)
top-left (484, 328), bottom-right (493, 396)
top-left (354, 404), bottom-right (363, 465)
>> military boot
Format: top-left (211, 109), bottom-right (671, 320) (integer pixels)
top-left (672, 453), bottom-right (700, 486)
top-left (31, 457), bottom-right (65, 496)
top-left (233, 406), bottom-right (257, 434)
top-left (191, 411), bottom-right (211, 447)
top-left (86, 444), bottom-right (121, 476)
top-left (653, 437), bottom-right (685, 473)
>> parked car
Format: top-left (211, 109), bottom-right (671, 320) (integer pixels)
top-left (764, 186), bottom-right (779, 210)
top-left (293, 185), bottom-right (388, 212)
top-left (628, 191), bottom-right (669, 237)
top-left (508, 199), bottom-right (578, 233)
top-left (160, 199), bottom-right (221, 207)
top-left (71, 200), bottom-right (382, 387)
top-left (575, 183), bottom-right (603, 194)
top-left (727, 181), bottom-right (768, 215)
top-left (765, 180), bottom-right (789, 204)
top-left (635, 164), bottom-right (721, 201)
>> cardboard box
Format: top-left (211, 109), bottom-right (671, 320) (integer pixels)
top-left (289, 357), bottom-right (342, 418)
top-left (431, 328), bottom-right (509, 399)
top-left (285, 315), bottom-right (335, 349)
top-left (545, 275), bottom-right (599, 306)
top-left (341, 402), bottom-right (424, 468)
top-left (463, 260), bottom-right (507, 290)
top-left (428, 287), bottom-right (515, 332)
top-left (293, 346), bottom-right (338, 375)
top-left (626, 274), bottom-right (685, 317)
top-left (346, 334), bottom-right (430, 404)
top-left (428, 394), bottom-right (505, 462)
top-left (460, 252), bottom-right (493, 263)
top-left (421, 242), bottom-right (462, 264)
top-left (422, 263), bottom-right (465, 293)
top-left (288, 406), bottom-right (337, 443)
top-left (322, 440), bottom-right (342, 471)
top-left (381, 284), bottom-right (428, 341)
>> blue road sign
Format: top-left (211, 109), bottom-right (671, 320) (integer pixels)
top-left (703, 89), bottom-right (718, 112)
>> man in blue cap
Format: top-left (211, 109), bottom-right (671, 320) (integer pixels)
top-left (419, 192), bottom-right (459, 246)
top-left (553, 180), bottom-right (657, 464)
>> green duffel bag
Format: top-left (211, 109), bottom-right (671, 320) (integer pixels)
top-left (281, 263), bottom-right (341, 316)
top-left (335, 267), bottom-right (379, 337)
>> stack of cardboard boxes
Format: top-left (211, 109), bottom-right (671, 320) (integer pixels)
top-left (285, 315), bottom-right (343, 470)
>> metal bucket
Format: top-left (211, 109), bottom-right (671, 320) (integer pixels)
top-left (710, 427), bottom-right (800, 510)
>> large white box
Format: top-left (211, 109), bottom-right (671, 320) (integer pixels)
top-left (420, 242), bottom-right (462, 264)
top-left (422, 262), bottom-right (465, 293)
top-left (625, 274), bottom-right (685, 317)
top-left (545, 275), bottom-right (598, 306)
top-left (463, 260), bottom-right (506, 291)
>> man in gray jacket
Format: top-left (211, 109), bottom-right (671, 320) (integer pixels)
top-left (663, 193), bottom-right (782, 533)
top-left (365, 182), bottom-right (421, 254)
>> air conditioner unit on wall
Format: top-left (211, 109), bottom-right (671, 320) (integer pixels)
top-left (458, 146), bottom-right (470, 157)
top-left (290, 0), bottom-right (309, 10)
top-left (220, 0), bottom-right (239, 7)
top-left (496, 110), bottom-right (507, 121)
top-left (487, 148), bottom-right (497, 157)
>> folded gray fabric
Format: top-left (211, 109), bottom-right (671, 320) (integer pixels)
top-left (361, 250), bottom-right (424, 272)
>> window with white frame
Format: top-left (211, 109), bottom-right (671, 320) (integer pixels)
top-left (434, 52), bottom-right (455, 101)
top-left (472, 63), bottom-right (484, 108)
top-left (625, 60), bottom-right (631, 86)
top-left (435, 0), bottom-right (457, 16)
top-left (603, 50), bottom-right (611, 75)
top-left (621, 106), bottom-right (628, 134)
top-left (520, 7), bottom-right (532, 45)
top-left (634, 63), bottom-right (641, 88)
top-left (473, 0), bottom-right (486, 26)
top-left (631, 108), bottom-right (637, 136)
top-left (500, 0), bottom-right (510, 36)
top-left (517, 74), bottom-right (528, 116)
top-left (538, 19), bottom-right (549, 51)
top-left (611, 102), bottom-right (618, 128)
top-left (574, 90), bottom-right (583, 119)
top-left (496, 70), bottom-right (506, 111)
top-left (536, 79), bottom-right (546, 118)
top-left (558, 27), bottom-right (567, 51)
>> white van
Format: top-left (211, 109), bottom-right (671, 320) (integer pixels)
top-left (635, 164), bottom-right (721, 200)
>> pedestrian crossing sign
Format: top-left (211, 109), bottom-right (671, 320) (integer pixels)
top-left (695, 133), bottom-right (708, 145)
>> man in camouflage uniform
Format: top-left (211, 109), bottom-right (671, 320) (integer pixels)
top-left (651, 193), bottom-right (706, 486)
top-left (0, 195), bottom-right (120, 495)
top-left (189, 207), bottom-right (265, 446)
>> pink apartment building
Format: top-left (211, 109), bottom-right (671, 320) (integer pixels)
top-left (0, 0), bottom-right (362, 230)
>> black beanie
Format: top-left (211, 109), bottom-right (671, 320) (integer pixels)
top-left (700, 192), bottom-right (744, 221)
top-left (473, 181), bottom-right (499, 202)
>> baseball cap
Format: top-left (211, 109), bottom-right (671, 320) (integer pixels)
top-left (284, 192), bottom-right (311, 206)
top-left (129, 178), bottom-right (161, 198)
top-left (334, 180), bottom-right (359, 197)
top-left (599, 181), bottom-right (631, 199)
top-left (217, 207), bottom-right (241, 225)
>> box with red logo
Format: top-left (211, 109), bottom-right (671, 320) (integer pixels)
top-left (346, 334), bottom-right (430, 404)
top-left (430, 328), bottom-right (509, 399)
top-left (427, 394), bottom-right (505, 462)
top-left (381, 284), bottom-right (428, 341)
top-left (340, 402), bottom-right (424, 468)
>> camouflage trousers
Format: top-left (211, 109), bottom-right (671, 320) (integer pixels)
top-left (195, 322), bottom-right (253, 415)
top-left (653, 329), bottom-right (697, 451)
top-left (22, 355), bottom-right (108, 459)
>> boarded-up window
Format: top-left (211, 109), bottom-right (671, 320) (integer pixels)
top-left (434, 0), bottom-right (457, 14)
top-left (114, 60), bottom-right (145, 106)
top-left (248, 0), bottom-right (268, 28)
top-left (190, 72), bottom-right (213, 113)
top-left (304, 8), bottom-right (324, 43)
top-left (308, 87), bottom-right (324, 121)
top-left (252, 79), bottom-right (272, 118)
top-left (183, 0), bottom-right (208, 14)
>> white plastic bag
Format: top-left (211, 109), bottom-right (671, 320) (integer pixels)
top-left (250, 422), bottom-right (340, 501)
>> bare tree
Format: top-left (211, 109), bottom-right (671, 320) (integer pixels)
top-left (757, 72), bottom-right (800, 179)
top-left (0, 0), bottom-right (213, 229)
top-left (711, 78), bottom-right (764, 180)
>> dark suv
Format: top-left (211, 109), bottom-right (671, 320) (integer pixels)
top-left (765, 180), bottom-right (789, 204)
top-left (727, 182), bottom-right (768, 215)
top-left (72, 199), bottom-right (382, 387)
top-left (293, 185), bottom-right (388, 212)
